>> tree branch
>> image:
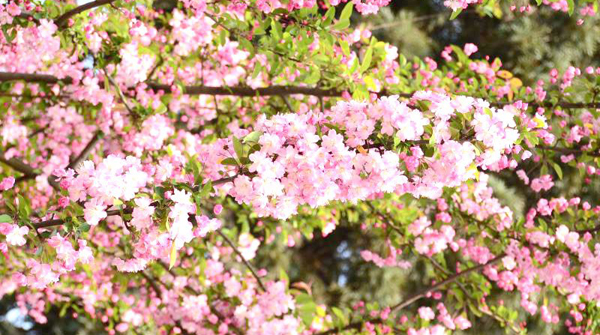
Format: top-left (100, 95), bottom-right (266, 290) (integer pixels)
top-left (537, 145), bottom-right (600, 157)
top-left (28, 176), bottom-right (239, 229)
top-left (2, 131), bottom-right (103, 190)
top-left (389, 254), bottom-right (504, 312)
top-left (280, 95), bottom-right (295, 112)
top-left (575, 224), bottom-right (600, 234)
top-left (0, 72), bottom-right (341, 97)
top-left (0, 151), bottom-right (61, 190)
top-left (68, 131), bottom-right (104, 169)
top-left (54, 0), bottom-right (117, 28)
top-left (315, 254), bottom-right (505, 335)
top-left (4, 72), bottom-right (600, 108)
top-left (216, 230), bottom-right (267, 292)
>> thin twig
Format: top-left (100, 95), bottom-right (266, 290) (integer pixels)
top-left (216, 230), bottom-right (267, 292)
top-left (537, 145), bottom-right (600, 157)
top-left (319, 96), bottom-right (325, 114)
top-left (106, 74), bottom-right (136, 113)
top-left (281, 95), bottom-right (295, 113)
top-left (24, 176), bottom-right (238, 229)
top-left (314, 254), bottom-right (505, 335)
top-left (69, 131), bottom-right (104, 169)
top-left (390, 254), bottom-right (504, 312)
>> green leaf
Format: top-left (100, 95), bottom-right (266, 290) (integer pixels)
top-left (239, 38), bottom-right (255, 56)
top-left (155, 103), bottom-right (167, 114)
top-left (331, 307), bottom-right (347, 327)
top-left (199, 181), bottom-right (213, 198)
top-left (59, 303), bottom-right (70, 317)
top-left (567, 0), bottom-right (575, 15)
top-left (279, 268), bottom-right (289, 283)
top-left (305, 67), bottom-right (321, 85)
top-left (243, 131), bottom-right (262, 143)
top-left (323, 7), bottom-right (335, 26)
top-left (360, 45), bottom-right (373, 73)
top-left (1, 25), bottom-right (17, 43)
top-left (340, 40), bottom-right (350, 56)
top-left (348, 57), bottom-right (359, 74)
top-left (450, 45), bottom-right (469, 65)
top-left (221, 157), bottom-right (238, 166)
top-left (233, 136), bottom-right (244, 160)
top-left (450, 8), bottom-right (463, 20)
top-left (540, 163), bottom-right (549, 176)
top-left (552, 163), bottom-right (563, 180)
top-left (340, 2), bottom-right (353, 21)
top-left (332, 19), bottom-right (349, 30)
top-left (17, 194), bottom-right (31, 218)
top-left (169, 243), bottom-right (177, 269)
top-left (363, 75), bottom-right (376, 91)
top-left (80, 223), bottom-right (91, 232)
top-left (535, 0), bottom-right (542, 5)
top-left (0, 214), bottom-right (12, 223)
top-left (272, 20), bottom-right (283, 40)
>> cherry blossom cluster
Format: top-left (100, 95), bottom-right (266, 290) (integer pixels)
top-left (3, 0), bottom-right (600, 334)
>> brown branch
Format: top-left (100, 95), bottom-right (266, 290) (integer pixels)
top-left (315, 254), bottom-right (505, 335)
top-left (537, 145), bottom-right (600, 157)
top-left (2, 132), bottom-right (102, 190)
top-left (15, 12), bottom-right (40, 24)
top-left (28, 176), bottom-right (238, 229)
top-left (281, 95), bottom-right (295, 112)
top-left (0, 72), bottom-right (341, 97)
top-left (0, 72), bottom-right (71, 84)
top-left (68, 131), bottom-right (104, 169)
top-left (140, 271), bottom-right (163, 298)
top-left (495, 101), bottom-right (600, 109)
top-left (575, 224), bottom-right (600, 234)
top-left (390, 254), bottom-right (504, 311)
top-left (365, 202), bottom-right (403, 235)
top-left (4, 72), bottom-right (600, 108)
top-left (148, 82), bottom-right (341, 97)
top-left (216, 230), bottom-right (267, 292)
top-left (0, 151), bottom-right (61, 190)
top-left (106, 74), bottom-right (136, 113)
top-left (0, 92), bottom-right (70, 100)
top-left (54, 0), bottom-right (117, 28)
top-left (0, 154), bottom-right (38, 178)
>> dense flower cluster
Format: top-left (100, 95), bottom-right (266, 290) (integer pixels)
top-left (1, 0), bottom-right (600, 334)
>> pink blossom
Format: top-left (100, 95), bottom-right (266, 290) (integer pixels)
top-left (83, 199), bottom-right (107, 226)
top-left (463, 43), bottom-right (478, 56)
top-left (5, 225), bottom-right (29, 246)
top-left (531, 174), bottom-right (554, 192)
top-left (0, 177), bottom-right (15, 191)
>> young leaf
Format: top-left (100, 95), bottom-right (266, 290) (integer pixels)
top-left (0, 214), bottom-right (12, 223)
top-left (199, 180), bottom-right (213, 198)
top-left (360, 45), bottom-right (373, 73)
top-left (233, 136), bottom-right (244, 160)
top-left (243, 131), bottom-right (262, 143)
top-left (340, 2), bottom-right (353, 22)
top-left (169, 242), bottom-right (178, 269)
top-left (332, 19), bottom-right (350, 30)
top-left (567, 0), bottom-right (575, 15)
top-left (552, 162), bottom-right (563, 180)
top-left (221, 157), bottom-right (239, 166)
top-left (323, 7), bottom-right (335, 26)
top-left (450, 8), bottom-right (463, 20)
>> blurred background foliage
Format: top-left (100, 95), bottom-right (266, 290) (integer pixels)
top-left (3, 0), bottom-right (600, 333)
